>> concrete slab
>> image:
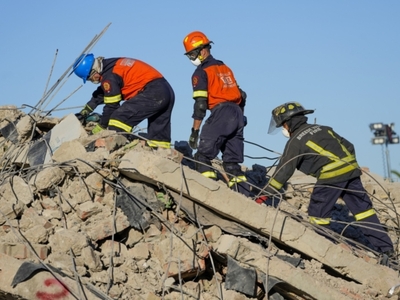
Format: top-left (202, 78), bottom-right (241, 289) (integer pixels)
top-left (118, 149), bottom-right (400, 295)
top-left (27, 114), bottom-right (82, 166)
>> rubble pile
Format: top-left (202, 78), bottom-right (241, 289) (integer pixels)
top-left (0, 106), bottom-right (400, 300)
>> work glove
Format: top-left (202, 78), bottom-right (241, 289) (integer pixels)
top-left (91, 123), bottom-right (105, 134)
top-left (255, 195), bottom-right (279, 208)
top-left (80, 106), bottom-right (90, 117)
top-left (189, 128), bottom-right (200, 149)
top-left (243, 115), bottom-right (248, 127)
top-left (74, 112), bottom-right (86, 124)
top-left (75, 106), bottom-right (91, 124)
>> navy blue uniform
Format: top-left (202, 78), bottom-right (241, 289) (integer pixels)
top-left (191, 55), bottom-right (249, 196)
top-left (85, 58), bottom-right (175, 148)
top-left (267, 122), bottom-right (393, 253)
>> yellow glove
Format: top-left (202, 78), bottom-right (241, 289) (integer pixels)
top-left (91, 124), bottom-right (105, 134)
top-left (80, 105), bottom-right (92, 117)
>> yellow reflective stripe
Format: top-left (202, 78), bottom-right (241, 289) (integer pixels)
top-left (354, 209), bottom-right (376, 221)
top-left (147, 140), bottom-right (171, 149)
top-left (269, 178), bottom-right (283, 190)
top-left (104, 94), bottom-right (122, 104)
top-left (306, 140), bottom-right (359, 179)
top-left (201, 171), bottom-right (217, 179)
top-left (228, 175), bottom-right (247, 187)
top-left (108, 119), bottom-right (132, 132)
top-left (321, 155), bottom-right (356, 172)
top-left (306, 141), bottom-right (337, 159)
top-left (193, 90), bottom-right (208, 98)
top-left (84, 104), bottom-right (93, 112)
top-left (328, 130), bottom-right (351, 156)
top-left (309, 216), bottom-right (331, 225)
top-left (319, 162), bottom-right (359, 179)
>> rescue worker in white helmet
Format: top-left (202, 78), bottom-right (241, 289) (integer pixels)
top-left (72, 53), bottom-right (175, 148)
top-left (264, 102), bottom-right (394, 257)
top-left (182, 31), bottom-right (250, 197)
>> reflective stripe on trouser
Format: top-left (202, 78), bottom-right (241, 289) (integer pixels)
top-left (146, 140), bottom-right (171, 149)
top-left (309, 216), bottom-right (331, 225)
top-left (228, 175), bottom-right (247, 188)
top-left (201, 171), bottom-right (217, 179)
top-left (228, 175), bottom-right (250, 197)
top-left (308, 177), bottom-right (393, 252)
top-left (107, 78), bottom-right (175, 143)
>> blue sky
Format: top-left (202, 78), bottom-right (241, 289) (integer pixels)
top-left (2, 1), bottom-right (399, 180)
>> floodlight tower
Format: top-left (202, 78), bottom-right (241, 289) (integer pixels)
top-left (369, 123), bottom-right (400, 181)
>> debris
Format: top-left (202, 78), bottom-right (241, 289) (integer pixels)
top-left (0, 105), bottom-right (400, 299)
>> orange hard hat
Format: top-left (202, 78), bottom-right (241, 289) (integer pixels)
top-left (183, 31), bottom-right (212, 54)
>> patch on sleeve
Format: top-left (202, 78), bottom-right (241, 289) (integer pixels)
top-left (192, 76), bottom-right (199, 88)
top-left (102, 80), bottom-right (111, 93)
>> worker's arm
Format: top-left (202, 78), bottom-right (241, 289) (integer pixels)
top-left (189, 97), bottom-right (207, 149)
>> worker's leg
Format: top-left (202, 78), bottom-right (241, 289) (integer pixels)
top-left (308, 184), bottom-right (343, 243)
top-left (195, 103), bottom-right (236, 179)
top-left (308, 184), bottom-right (341, 225)
top-left (219, 104), bottom-right (250, 197)
top-left (108, 78), bottom-right (174, 147)
top-left (146, 78), bottom-right (175, 147)
top-left (341, 177), bottom-right (393, 253)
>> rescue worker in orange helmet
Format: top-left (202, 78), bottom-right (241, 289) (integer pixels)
top-left (183, 31), bottom-right (250, 197)
top-left (265, 102), bottom-right (394, 258)
top-left (73, 54), bottom-right (175, 148)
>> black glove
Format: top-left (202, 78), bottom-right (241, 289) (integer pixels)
top-left (243, 115), bottom-right (248, 127)
top-left (75, 106), bottom-right (91, 124)
top-left (189, 128), bottom-right (200, 149)
top-left (75, 112), bottom-right (86, 124)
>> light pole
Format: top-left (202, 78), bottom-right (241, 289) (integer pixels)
top-left (369, 123), bottom-right (399, 181)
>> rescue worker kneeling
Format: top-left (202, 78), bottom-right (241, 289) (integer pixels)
top-left (72, 54), bottom-right (175, 148)
top-left (265, 101), bottom-right (394, 257)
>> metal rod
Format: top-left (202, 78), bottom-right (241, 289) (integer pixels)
top-left (30, 22), bottom-right (111, 116)
top-left (43, 86), bottom-right (82, 118)
top-left (38, 49), bottom-right (58, 114)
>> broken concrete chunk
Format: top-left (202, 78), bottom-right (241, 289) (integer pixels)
top-left (48, 228), bottom-right (88, 255)
top-left (15, 115), bottom-right (34, 141)
top-left (29, 166), bottom-right (65, 192)
top-left (27, 113), bottom-right (83, 166)
top-left (0, 198), bottom-right (25, 225)
top-left (0, 175), bottom-right (32, 205)
top-left (52, 139), bottom-right (87, 163)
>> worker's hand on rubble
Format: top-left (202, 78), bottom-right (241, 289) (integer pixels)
top-left (74, 112), bottom-right (86, 124)
top-left (189, 128), bottom-right (200, 149)
top-left (75, 106), bottom-right (91, 125)
top-left (91, 123), bottom-right (105, 134)
top-left (79, 106), bottom-right (90, 118)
